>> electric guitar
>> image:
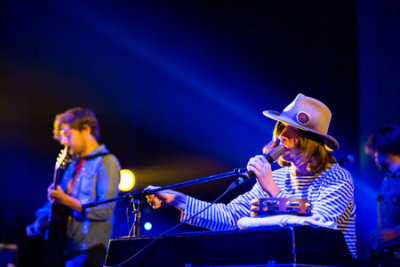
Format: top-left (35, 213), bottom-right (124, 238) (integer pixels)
top-left (44, 146), bottom-right (71, 267)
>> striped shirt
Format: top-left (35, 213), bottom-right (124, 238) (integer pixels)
top-left (181, 163), bottom-right (357, 258)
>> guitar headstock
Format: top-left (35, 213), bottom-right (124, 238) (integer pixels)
top-left (55, 146), bottom-right (70, 170)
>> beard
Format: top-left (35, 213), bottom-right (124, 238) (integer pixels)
top-left (378, 161), bottom-right (390, 173)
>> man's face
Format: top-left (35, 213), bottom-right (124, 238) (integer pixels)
top-left (373, 151), bottom-right (390, 172)
top-left (59, 124), bottom-right (86, 156)
top-left (276, 123), bottom-right (301, 162)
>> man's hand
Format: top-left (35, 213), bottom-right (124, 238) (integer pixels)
top-left (145, 186), bottom-right (187, 212)
top-left (47, 184), bottom-right (69, 205)
top-left (47, 184), bottom-right (82, 212)
top-left (371, 228), bottom-right (400, 243)
top-left (26, 221), bottom-right (44, 236)
top-left (26, 216), bottom-right (48, 237)
top-left (247, 155), bottom-right (280, 197)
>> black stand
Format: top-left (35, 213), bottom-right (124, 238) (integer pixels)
top-left (128, 198), bottom-right (142, 237)
top-left (82, 168), bottom-right (249, 236)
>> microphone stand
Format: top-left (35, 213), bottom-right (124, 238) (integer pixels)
top-left (82, 168), bottom-right (249, 236)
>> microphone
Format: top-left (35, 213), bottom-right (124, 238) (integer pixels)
top-left (264, 144), bottom-right (286, 164)
top-left (241, 145), bottom-right (286, 179)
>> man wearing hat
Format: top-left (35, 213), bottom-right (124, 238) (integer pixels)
top-left (146, 94), bottom-right (356, 258)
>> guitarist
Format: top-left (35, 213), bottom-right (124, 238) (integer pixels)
top-left (26, 107), bottom-right (121, 267)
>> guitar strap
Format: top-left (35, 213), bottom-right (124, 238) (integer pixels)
top-left (76, 152), bottom-right (112, 161)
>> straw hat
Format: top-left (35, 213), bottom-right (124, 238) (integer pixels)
top-left (263, 93), bottom-right (339, 151)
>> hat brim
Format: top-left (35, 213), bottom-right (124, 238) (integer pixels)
top-left (263, 110), bottom-right (339, 151)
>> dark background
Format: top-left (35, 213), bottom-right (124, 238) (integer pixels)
top-left (0, 0), bottom-right (399, 264)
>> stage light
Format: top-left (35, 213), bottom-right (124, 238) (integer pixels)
top-left (119, 169), bottom-right (135, 191)
top-left (144, 222), bottom-right (152, 231)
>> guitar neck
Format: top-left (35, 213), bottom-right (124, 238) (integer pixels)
top-left (53, 146), bottom-right (69, 188)
top-left (53, 167), bottom-right (62, 188)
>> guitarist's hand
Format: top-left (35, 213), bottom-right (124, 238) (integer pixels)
top-left (26, 222), bottom-right (41, 236)
top-left (47, 184), bottom-right (67, 204)
top-left (48, 184), bottom-right (83, 212)
top-left (26, 214), bottom-right (48, 237)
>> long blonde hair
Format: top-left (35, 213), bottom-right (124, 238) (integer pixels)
top-left (264, 121), bottom-right (336, 175)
